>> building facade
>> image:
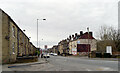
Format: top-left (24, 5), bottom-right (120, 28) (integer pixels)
top-left (53, 31), bottom-right (97, 56)
top-left (52, 45), bottom-right (58, 54)
top-left (0, 9), bottom-right (2, 64)
top-left (69, 31), bottom-right (97, 56)
top-left (0, 9), bottom-right (37, 64)
top-left (58, 39), bottom-right (69, 55)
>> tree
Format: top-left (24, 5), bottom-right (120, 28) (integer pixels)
top-left (98, 25), bottom-right (120, 52)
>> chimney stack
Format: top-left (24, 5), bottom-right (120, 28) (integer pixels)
top-left (72, 35), bottom-right (74, 38)
top-left (80, 31), bottom-right (83, 36)
top-left (89, 32), bottom-right (93, 36)
top-left (75, 33), bottom-right (77, 37)
top-left (72, 35), bottom-right (74, 40)
top-left (75, 33), bottom-right (78, 39)
top-left (69, 35), bottom-right (71, 40)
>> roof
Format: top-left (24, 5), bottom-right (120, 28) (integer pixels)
top-left (1, 9), bottom-right (37, 48)
top-left (79, 32), bottom-right (95, 39)
top-left (1, 9), bottom-right (29, 40)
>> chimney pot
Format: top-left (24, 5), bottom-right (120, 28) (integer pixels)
top-left (69, 35), bottom-right (71, 39)
top-left (72, 35), bottom-right (74, 38)
top-left (89, 32), bottom-right (93, 36)
top-left (75, 33), bottom-right (77, 36)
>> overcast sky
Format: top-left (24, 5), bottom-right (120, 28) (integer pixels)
top-left (0, 0), bottom-right (119, 48)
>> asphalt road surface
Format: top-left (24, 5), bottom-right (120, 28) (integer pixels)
top-left (47, 56), bottom-right (118, 71)
top-left (2, 56), bottom-right (118, 71)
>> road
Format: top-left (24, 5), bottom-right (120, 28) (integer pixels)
top-left (2, 56), bottom-right (118, 71)
top-left (47, 56), bottom-right (118, 71)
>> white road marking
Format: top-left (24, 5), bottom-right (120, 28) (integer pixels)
top-left (95, 67), bottom-right (115, 71)
top-left (101, 67), bottom-right (114, 71)
top-left (86, 69), bottom-right (92, 71)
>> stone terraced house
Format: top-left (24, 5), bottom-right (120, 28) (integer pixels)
top-left (0, 9), bottom-right (37, 64)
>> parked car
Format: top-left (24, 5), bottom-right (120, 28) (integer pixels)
top-left (43, 53), bottom-right (50, 58)
top-left (53, 53), bottom-right (58, 56)
top-left (50, 52), bottom-right (54, 55)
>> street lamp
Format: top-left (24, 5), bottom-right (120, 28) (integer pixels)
top-left (29, 37), bottom-right (31, 39)
top-left (23, 30), bottom-right (26, 32)
top-left (37, 19), bottom-right (46, 48)
top-left (29, 37), bottom-right (31, 41)
top-left (87, 27), bottom-right (89, 58)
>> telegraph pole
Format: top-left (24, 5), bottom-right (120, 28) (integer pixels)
top-left (87, 27), bottom-right (90, 58)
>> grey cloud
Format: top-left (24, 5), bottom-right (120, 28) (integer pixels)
top-left (0, 0), bottom-right (118, 48)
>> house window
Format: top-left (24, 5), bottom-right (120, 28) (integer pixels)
top-left (12, 42), bottom-right (15, 54)
top-left (22, 34), bottom-right (24, 43)
top-left (74, 45), bottom-right (76, 47)
top-left (12, 26), bottom-right (15, 37)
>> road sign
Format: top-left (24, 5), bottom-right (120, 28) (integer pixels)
top-left (106, 46), bottom-right (112, 55)
top-left (72, 48), bottom-right (77, 55)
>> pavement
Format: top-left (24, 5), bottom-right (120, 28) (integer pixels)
top-left (2, 58), bottom-right (47, 71)
top-left (8, 60), bottom-right (48, 68)
top-left (67, 56), bottom-right (119, 61)
top-left (2, 56), bottom-right (119, 71)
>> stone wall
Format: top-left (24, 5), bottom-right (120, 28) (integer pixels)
top-left (58, 45), bottom-right (63, 55)
top-left (76, 39), bottom-right (97, 51)
top-left (2, 11), bottom-right (10, 63)
top-left (9, 21), bottom-right (18, 62)
top-left (0, 9), bottom-right (2, 64)
top-left (69, 39), bottom-right (97, 55)
top-left (1, 9), bottom-right (37, 64)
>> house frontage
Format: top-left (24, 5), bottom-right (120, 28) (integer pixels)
top-left (69, 31), bottom-right (97, 56)
top-left (0, 9), bottom-right (37, 64)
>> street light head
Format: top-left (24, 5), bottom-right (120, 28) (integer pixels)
top-left (87, 27), bottom-right (89, 30)
top-left (23, 30), bottom-right (26, 32)
top-left (43, 19), bottom-right (46, 20)
top-left (37, 19), bottom-right (46, 20)
top-left (87, 27), bottom-right (89, 31)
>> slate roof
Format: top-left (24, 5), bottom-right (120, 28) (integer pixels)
top-left (79, 32), bottom-right (95, 39)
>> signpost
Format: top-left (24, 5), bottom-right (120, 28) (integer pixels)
top-left (106, 46), bottom-right (112, 55)
top-left (44, 45), bottom-right (47, 61)
top-left (72, 48), bottom-right (77, 55)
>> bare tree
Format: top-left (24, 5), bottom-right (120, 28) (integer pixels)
top-left (97, 25), bottom-right (120, 52)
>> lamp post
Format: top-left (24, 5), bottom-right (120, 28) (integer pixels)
top-left (87, 27), bottom-right (89, 58)
top-left (37, 19), bottom-right (46, 48)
